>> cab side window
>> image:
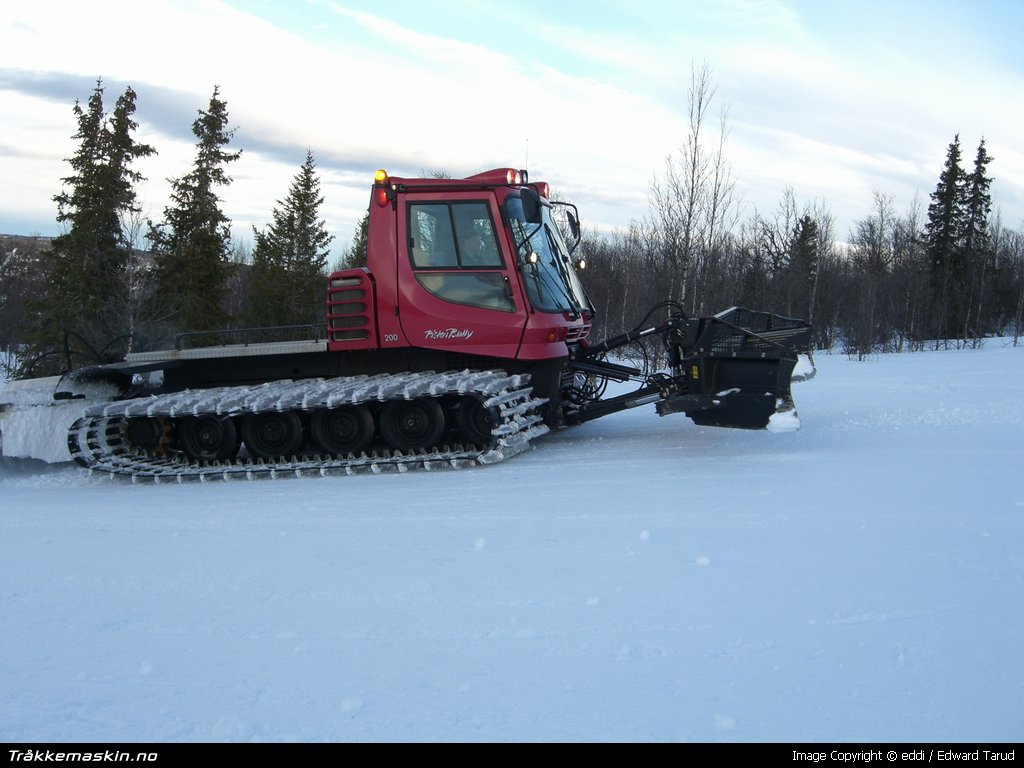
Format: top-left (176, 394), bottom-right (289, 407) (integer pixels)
top-left (456, 208), bottom-right (501, 268)
top-left (407, 201), bottom-right (513, 312)
top-left (409, 203), bottom-right (458, 267)
top-left (409, 202), bottom-right (503, 269)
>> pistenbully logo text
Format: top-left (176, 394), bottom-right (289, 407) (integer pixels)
top-left (424, 328), bottom-right (474, 341)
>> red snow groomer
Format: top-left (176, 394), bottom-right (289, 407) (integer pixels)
top-left (0, 168), bottom-right (813, 481)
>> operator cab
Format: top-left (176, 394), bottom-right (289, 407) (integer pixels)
top-left (331, 168), bottom-right (592, 361)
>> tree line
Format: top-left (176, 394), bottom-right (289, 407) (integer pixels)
top-left (4, 80), bottom-right (335, 377)
top-left (2, 71), bottom-right (1022, 379)
top-left (578, 65), bottom-right (1022, 362)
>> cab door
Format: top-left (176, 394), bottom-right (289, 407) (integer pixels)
top-left (396, 193), bottom-right (528, 359)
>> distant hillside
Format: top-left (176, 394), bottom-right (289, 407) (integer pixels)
top-left (0, 234), bottom-right (52, 247)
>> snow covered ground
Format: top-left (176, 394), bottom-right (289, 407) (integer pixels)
top-left (1, 343), bottom-right (1022, 743)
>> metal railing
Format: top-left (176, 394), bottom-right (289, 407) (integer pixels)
top-left (172, 324), bottom-right (327, 351)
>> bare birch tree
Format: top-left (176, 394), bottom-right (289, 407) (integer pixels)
top-left (649, 61), bottom-right (740, 314)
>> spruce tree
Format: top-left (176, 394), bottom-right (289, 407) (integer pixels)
top-left (148, 86), bottom-right (241, 338)
top-left (925, 135), bottom-right (967, 342)
top-left (22, 80), bottom-right (155, 374)
top-left (963, 139), bottom-right (993, 260)
top-left (788, 214), bottom-right (819, 322)
top-left (341, 210), bottom-right (369, 269)
top-left (962, 139), bottom-right (995, 340)
top-left (247, 150), bottom-right (333, 331)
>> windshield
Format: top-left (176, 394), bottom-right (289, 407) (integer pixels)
top-left (505, 196), bottom-right (592, 315)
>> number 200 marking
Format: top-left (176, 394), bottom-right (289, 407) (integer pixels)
top-left (383, 333), bottom-right (400, 343)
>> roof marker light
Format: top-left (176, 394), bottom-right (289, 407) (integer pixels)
top-left (374, 170), bottom-right (392, 207)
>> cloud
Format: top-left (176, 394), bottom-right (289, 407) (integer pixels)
top-left (1, 0), bottom-right (1021, 243)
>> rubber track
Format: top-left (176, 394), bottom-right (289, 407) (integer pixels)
top-left (67, 370), bottom-right (549, 483)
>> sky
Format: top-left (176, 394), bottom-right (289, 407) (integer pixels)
top-left (1, 342), bottom-right (1023, 742)
top-left (1, 0), bottom-right (1023, 257)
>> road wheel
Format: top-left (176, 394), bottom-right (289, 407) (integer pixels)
top-left (456, 396), bottom-right (496, 446)
top-left (379, 398), bottom-right (445, 452)
top-left (309, 405), bottom-right (374, 455)
top-left (241, 411), bottom-right (304, 459)
top-left (124, 417), bottom-right (172, 454)
top-left (178, 416), bottom-right (240, 462)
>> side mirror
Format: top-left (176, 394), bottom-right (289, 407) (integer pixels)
top-left (520, 188), bottom-right (542, 224)
top-left (567, 211), bottom-right (580, 240)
